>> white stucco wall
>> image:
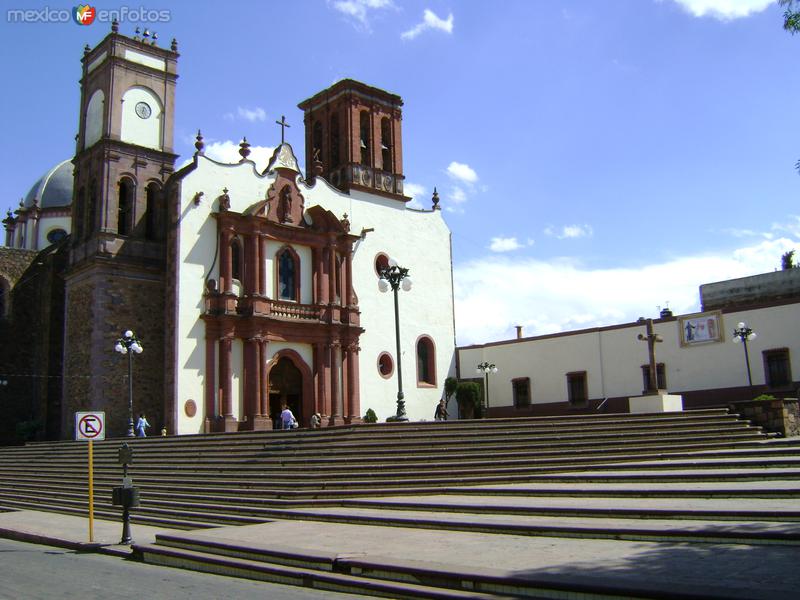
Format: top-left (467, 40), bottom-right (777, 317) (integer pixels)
top-left (458, 303), bottom-right (800, 408)
top-left (173, 150), bottom-right (456, 433)
top-left (120, 86), bottom-right (162, 151)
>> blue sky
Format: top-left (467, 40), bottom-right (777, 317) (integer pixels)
top-left (2, 0), bottom-right (798, 345)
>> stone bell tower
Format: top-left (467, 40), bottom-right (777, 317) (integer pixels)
top-left (298, 79), bottom-right (408, 200)
top-left (62, 21), bottom-right (179, 437)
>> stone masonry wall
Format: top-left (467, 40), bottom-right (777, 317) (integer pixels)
top-left (730, 398), bottom-right (800, 437)
top-left (64, 265), bottom-right (165, 439)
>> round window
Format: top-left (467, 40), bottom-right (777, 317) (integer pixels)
top-left (46, 228), bottom-right (67, 244)
top-left (375, 253), bottom-right (389, 276)
top-left (377, 352), bottom-right (394, 379)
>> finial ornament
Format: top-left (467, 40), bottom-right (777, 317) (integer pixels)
top-left (432, 187), bottom-right (440, 210)
top-left (171, 38), bottom-right (178, 52)
top-left (341, 213), bottom-right (351, 232)
top-left (239, 137), bottom-right (251, 160)
top-left (84, 44), bottom-right (91, 56)
top-left (134, 27), bottom-right (140, 41)
top-left (151, 32), bottom-right (158, 46)
top-left (142, 29), bottom-right (150, 39)
top-left (111, 18), bottom-right (119, 33)
top-left (194, 130), bottom-right (204, 153)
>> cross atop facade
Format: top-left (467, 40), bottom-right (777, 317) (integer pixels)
top-left (637, 318), bottom-right (663, 394)
top-left (276, 115), bottom-right (290, 144)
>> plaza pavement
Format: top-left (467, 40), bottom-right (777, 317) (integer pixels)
top-left (0, 499), bottom-right (798, 599)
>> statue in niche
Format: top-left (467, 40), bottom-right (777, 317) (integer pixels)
top-left (279, 186), bottom-right (292, 223)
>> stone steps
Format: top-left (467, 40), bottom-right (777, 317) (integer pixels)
top-left (4, 409), bottom-right (800, 598)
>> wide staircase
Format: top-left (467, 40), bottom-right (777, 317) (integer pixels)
top-left (1, 409), bottom-right (799, 598)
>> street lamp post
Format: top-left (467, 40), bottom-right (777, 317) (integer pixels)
top-left (378, 258), bottom-right (412, 422)
top-left (732, 322), bottom-right (757, 387)
top-left (476, 361), bottom-right (498, 417)
top-left (114, 330), bottom-right (144, 437)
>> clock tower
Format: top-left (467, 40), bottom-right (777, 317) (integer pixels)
top-left (62, 22), bottom-right (179, 437)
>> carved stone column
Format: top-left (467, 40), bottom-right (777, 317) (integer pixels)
top-left (330, 341), bottom-right (343, 426)
top-left (220, 228), bottom-right (232, 293)
top-left (344, 341), bottom-right (361, 423)
top-left (219, 336), bottom-right (237, 432)
top-left (260, 339), bottom-right (270, 420)
top-left (204, 333), bottom-right (217, 433)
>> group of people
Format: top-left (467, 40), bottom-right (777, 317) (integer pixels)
top-left (278, 404), bottom-right (322, 430)
top-left (135, 401), bottom-right (449, 436)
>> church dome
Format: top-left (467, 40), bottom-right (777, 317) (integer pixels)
top-left (23, 160), bottom-right (74, 209)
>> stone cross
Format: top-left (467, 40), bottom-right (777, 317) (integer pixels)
top-left (275, 115), bottom-right (290, 144)
top-left (637, 318), bottom-right (663, 394)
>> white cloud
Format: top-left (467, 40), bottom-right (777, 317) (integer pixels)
top-left (446, 161), bottom-right (478, 184)
top-left (544, 224), bottom-right (594, 239)
top-left (450, 187), bottom-right (467, 204)
top-left (489, 237), bottom-right (523, 252)
top-left (330, 0), bottom-right (395, 29)
top-left (238, 107), bottom-right (267, 122)
top-left (669, 0), bottom-right (773, 20)
top-left (454, 232), bottom-right (800, 346)
top-left (223, 106), bottom-right (267, 123)
top-left (404, 182), bottom-right (426, 209)
top-left (204, 140), bottom-right (275, 172)
top-left (401, 9), bottom-right (454, 40)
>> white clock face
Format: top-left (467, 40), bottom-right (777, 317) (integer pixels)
top-left (135, 101), bottom-right (152, 119)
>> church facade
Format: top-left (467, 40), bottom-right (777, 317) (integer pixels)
top-left (1, 24), bottom-right (455, 440)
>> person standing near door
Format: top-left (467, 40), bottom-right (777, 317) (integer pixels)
top-left (280, 403), bottom-right (296, 430)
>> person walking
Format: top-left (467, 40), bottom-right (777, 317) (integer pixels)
top-left (135, 413), bottom-right (150, 437)
top-left (280, 403), bottom-right (296, 430)
top-left (434, 399), bottom-right (448, 421)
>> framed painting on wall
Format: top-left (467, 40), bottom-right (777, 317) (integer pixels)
top-left (678, 311), bottom-right (723, 346)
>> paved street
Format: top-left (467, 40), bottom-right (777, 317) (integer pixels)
top-left (0, 537), bottom-right (359, 600)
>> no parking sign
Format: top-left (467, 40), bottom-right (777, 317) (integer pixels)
top-left (75, 411), bottom-right (105, 441)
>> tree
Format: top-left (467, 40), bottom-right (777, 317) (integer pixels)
top-left (444, 376), bottom-right (458, 403)
top-left (456, 381), bottom-right (481, 419)
top-left (781, 0), bottom-right (800, 33)
top-left (781, 249), bottom-right (797, 269)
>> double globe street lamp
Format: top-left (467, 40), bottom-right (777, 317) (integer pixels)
top-left (115, 330), bottom-right (144, 437)
top-left (732, 322), bottom-right (757, 387)
top-left (476, 361), bottom-right (498, 416)
top-left (378, 258), bottom-right (412, 422)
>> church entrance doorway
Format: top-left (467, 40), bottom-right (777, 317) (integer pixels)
top-left (268, 356), bottom-right (303, 428)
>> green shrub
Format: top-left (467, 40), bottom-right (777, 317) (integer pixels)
top-left (363, 408), bottom-right (378, 423)
top-left (752, 394), bottom-right (777, 402)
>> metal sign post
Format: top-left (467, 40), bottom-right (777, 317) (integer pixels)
top-left (75, 412), bottom-right (105, 543)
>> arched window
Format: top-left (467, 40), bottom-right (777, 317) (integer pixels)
top-left (118, 178), bottom-right (135, 236)
top-left (416, 336), bottom-right (436, 386)
top-left (277, 247), bottom-right (299, 301)
top-left (145, 183), bottom-right (160, 240)
top-left (230, 238), bottom-right (242, 282)
top-left (381, 117), bottom-right (392, 172)
top-left (330, 114), bottom-right (340, 168)
top-left (86, 180), bottom-right (97, 238)
top-left (312, 120), bottom-right (323, 166)
top-left (359, 111), bottom-right (371, 167)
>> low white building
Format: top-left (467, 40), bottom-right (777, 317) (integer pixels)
top-left (457, 269), bottom-right (800, 416)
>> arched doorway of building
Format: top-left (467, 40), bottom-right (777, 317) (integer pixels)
top-left (268, 356), bottom-right (304, 428)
